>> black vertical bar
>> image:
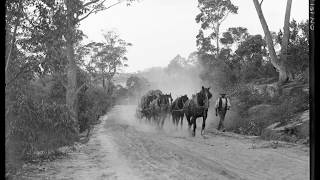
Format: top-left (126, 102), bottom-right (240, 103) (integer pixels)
top-left (309, 0), bottom-right (315, 179)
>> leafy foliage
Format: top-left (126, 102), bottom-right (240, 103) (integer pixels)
top-left (276, 19), bottom-right (309, 80)
top-left (198, 30), bottom-right (277, 91)
top-left (78, 86), bottom-right (114, 132)
top-left (196, 19), bottom-right (308, 139)
top-left (5, 0), bottom-right (137, 167)
top-left (86, 31), bottom-right (131, 89)
top-left (126, 75), bottom-right (150, 99)
top-left (6, 84), bottom-right (78, 161)
top-left (195, 0), bottom-right (238, 55)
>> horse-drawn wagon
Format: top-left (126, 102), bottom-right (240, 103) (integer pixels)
top-left (136, 90), bottom-right (172, 128)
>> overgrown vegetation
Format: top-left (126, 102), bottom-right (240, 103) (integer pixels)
top-left (5, 1), bottom-right (136, 177)
top-left (195, 0), bottom-right (309, 140)
top-left (228, 84), bottom-right (309, 136)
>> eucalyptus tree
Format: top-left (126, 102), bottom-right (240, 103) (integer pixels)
top-left (252, 0), bottom-right (293, 83)
top-left (55, 0), bottom-right (136, 132)
top-left (126, 75), bottom-right (150, 98)
top-left (275, 19), bottom-right (309, 79)
top-left (86, 31), bottom-right (131, 93)
top-left (219, 27), bottom-right (249, 61)
top-left (195, 0), bottom-right (238, 57)
top-left (5, 0), bottom-right (43, 87)
top-left (220, 27), bottom-right (249, 49)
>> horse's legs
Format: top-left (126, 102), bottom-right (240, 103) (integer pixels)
top-left (186, 115), bottom-right (192, 129)
top-left (180, 114), bottom-right (183, 129)
top-left (161, 114), bottom-right (165, 129)
top-left (173, 114), bottom-right (177, 128)
top-left (201, 111), bottom-right (208, 135)
top-left (192, 116), bottom-right (197, 137)
top-left (146, 115), bottom-right (150, 124)
top-left (175, 115), bottom-right (179, 129)
top-left (156, 116), bottom-right (159, 127)
top-left (201, 116), bottom-right (207, 135)
top-left (172, 114), bottom-right (175, 126)
top-left (152, 114), bottom-right (156, 126)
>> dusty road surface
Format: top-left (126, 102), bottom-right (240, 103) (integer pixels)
top-left (20, 105), bottom-right (309, 180)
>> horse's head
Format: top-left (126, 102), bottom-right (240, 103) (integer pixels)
top-left (202, 86), bottom-right (212, 99)
top-left (181, 94), bottom-right (189, 103)
top-left (158, 94), bottom-right (169, 106)
top-left (197, 86), bottom-right (212, 108)
top-left (166, 93), bottom-right (173, 104)
top-left (177, 94), bottom-right (189, 109)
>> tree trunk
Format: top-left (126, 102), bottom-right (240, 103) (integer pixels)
top-left (102, 76), bottom-right (105, 89)
top-left (106, 79), bottom-right (112, 95)
top-left (215, 24), bottom-right (220, 59)
top-left (252, 0), bottom-right (290, 84)
top-left (66, 38), bottom-right (79, 133)
top-left (5, 1), bottom-right (23, 81)
top-left (65, 0), bottom-right (79, 134)
top-left (280, 0), bottom-right (293, 81)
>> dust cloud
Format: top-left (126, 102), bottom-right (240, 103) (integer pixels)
top-left (112, 105), bottom-right (156, 133)
top-left (139, 66), bottom-right (202, 98)
top-left (127, 54), bottom-right (223, 131)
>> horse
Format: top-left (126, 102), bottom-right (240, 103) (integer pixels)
top-left (184, 86), bottom-right (212, 136)
top-left (171, 95), bottom-right (189, 129)
top-left (149, 93), bottom-right (172, 129)
top-left (157, 93), bottom-right (172, 128)
top-left (166, 93), bottom-right (173, 105)
top-left (140, 94), bottom-right (158, 123)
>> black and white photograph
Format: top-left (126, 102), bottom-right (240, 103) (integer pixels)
top-left (5, 0), bottom-right (311, 179)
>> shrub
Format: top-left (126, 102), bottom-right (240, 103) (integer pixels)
top-left (6, 76), bottom-right (116, 164)
top-left (78, 86), bottom-right (114, 132)
top-left (48, 78), bottom-right (66, 104)
top-left (6, 91), bottom-right (78, 161)
top-left (228, 81), bottom-right (309, 136)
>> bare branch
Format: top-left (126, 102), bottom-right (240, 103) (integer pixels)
top-left (259, 0), bottom-right (264, 6)
top-left (75, 74), bottom-right (104, 94)
top-left (219, 11), bottom-right (230, 24)
top-left (76, 82), bottom-right (87, 94)
top-left (78, 0), bottom-right (121, 23)
top-left (82, 0), bottom-right (101, 8)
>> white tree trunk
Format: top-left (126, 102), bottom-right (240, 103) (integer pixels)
top-left (280, 0), bottom-right (293, 81)
top-left (252, 0), bottom-right (290, 83)
top-left (65, 0), bottom-right (79, 134)
top-left (215, 24), bottom-right (220, 59)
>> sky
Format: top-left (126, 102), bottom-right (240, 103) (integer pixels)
top-left (79, 0), bottom-right (309, 73)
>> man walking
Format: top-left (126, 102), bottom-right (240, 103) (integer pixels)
top-left (215, 93), bottom-right (231, 132)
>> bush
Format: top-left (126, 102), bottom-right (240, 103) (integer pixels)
top-left (78, 86), bottom-right (114, 132)
top-left (228, 81), bottom-right (309, 136)
top-left (6, 90), bottom-right (78, 161)
top-left (6, 77), bottom-right (116, 166)
top-left (48, 78), bottom-right (66, 104)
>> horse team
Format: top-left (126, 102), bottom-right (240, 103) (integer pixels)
top-left (137, 86), bottom-right (212, 136)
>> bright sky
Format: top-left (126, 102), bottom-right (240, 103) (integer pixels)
top-left (79, 0), bottom-right (308, 73)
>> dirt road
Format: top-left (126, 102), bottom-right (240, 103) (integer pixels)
top-left (20, 105), bottom-right (309, 180)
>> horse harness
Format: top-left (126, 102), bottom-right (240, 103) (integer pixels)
top-left (171, 93), bottom-right (208, 112)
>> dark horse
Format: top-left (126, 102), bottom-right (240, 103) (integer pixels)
top-left (150, 93), bottom-right (172, 128)
top-left (171, 95), bottom-right (189, 129)
top-left (141, 94), bottom-right (158, 123)
top-left (184, 86), bottom-right (212, 136)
